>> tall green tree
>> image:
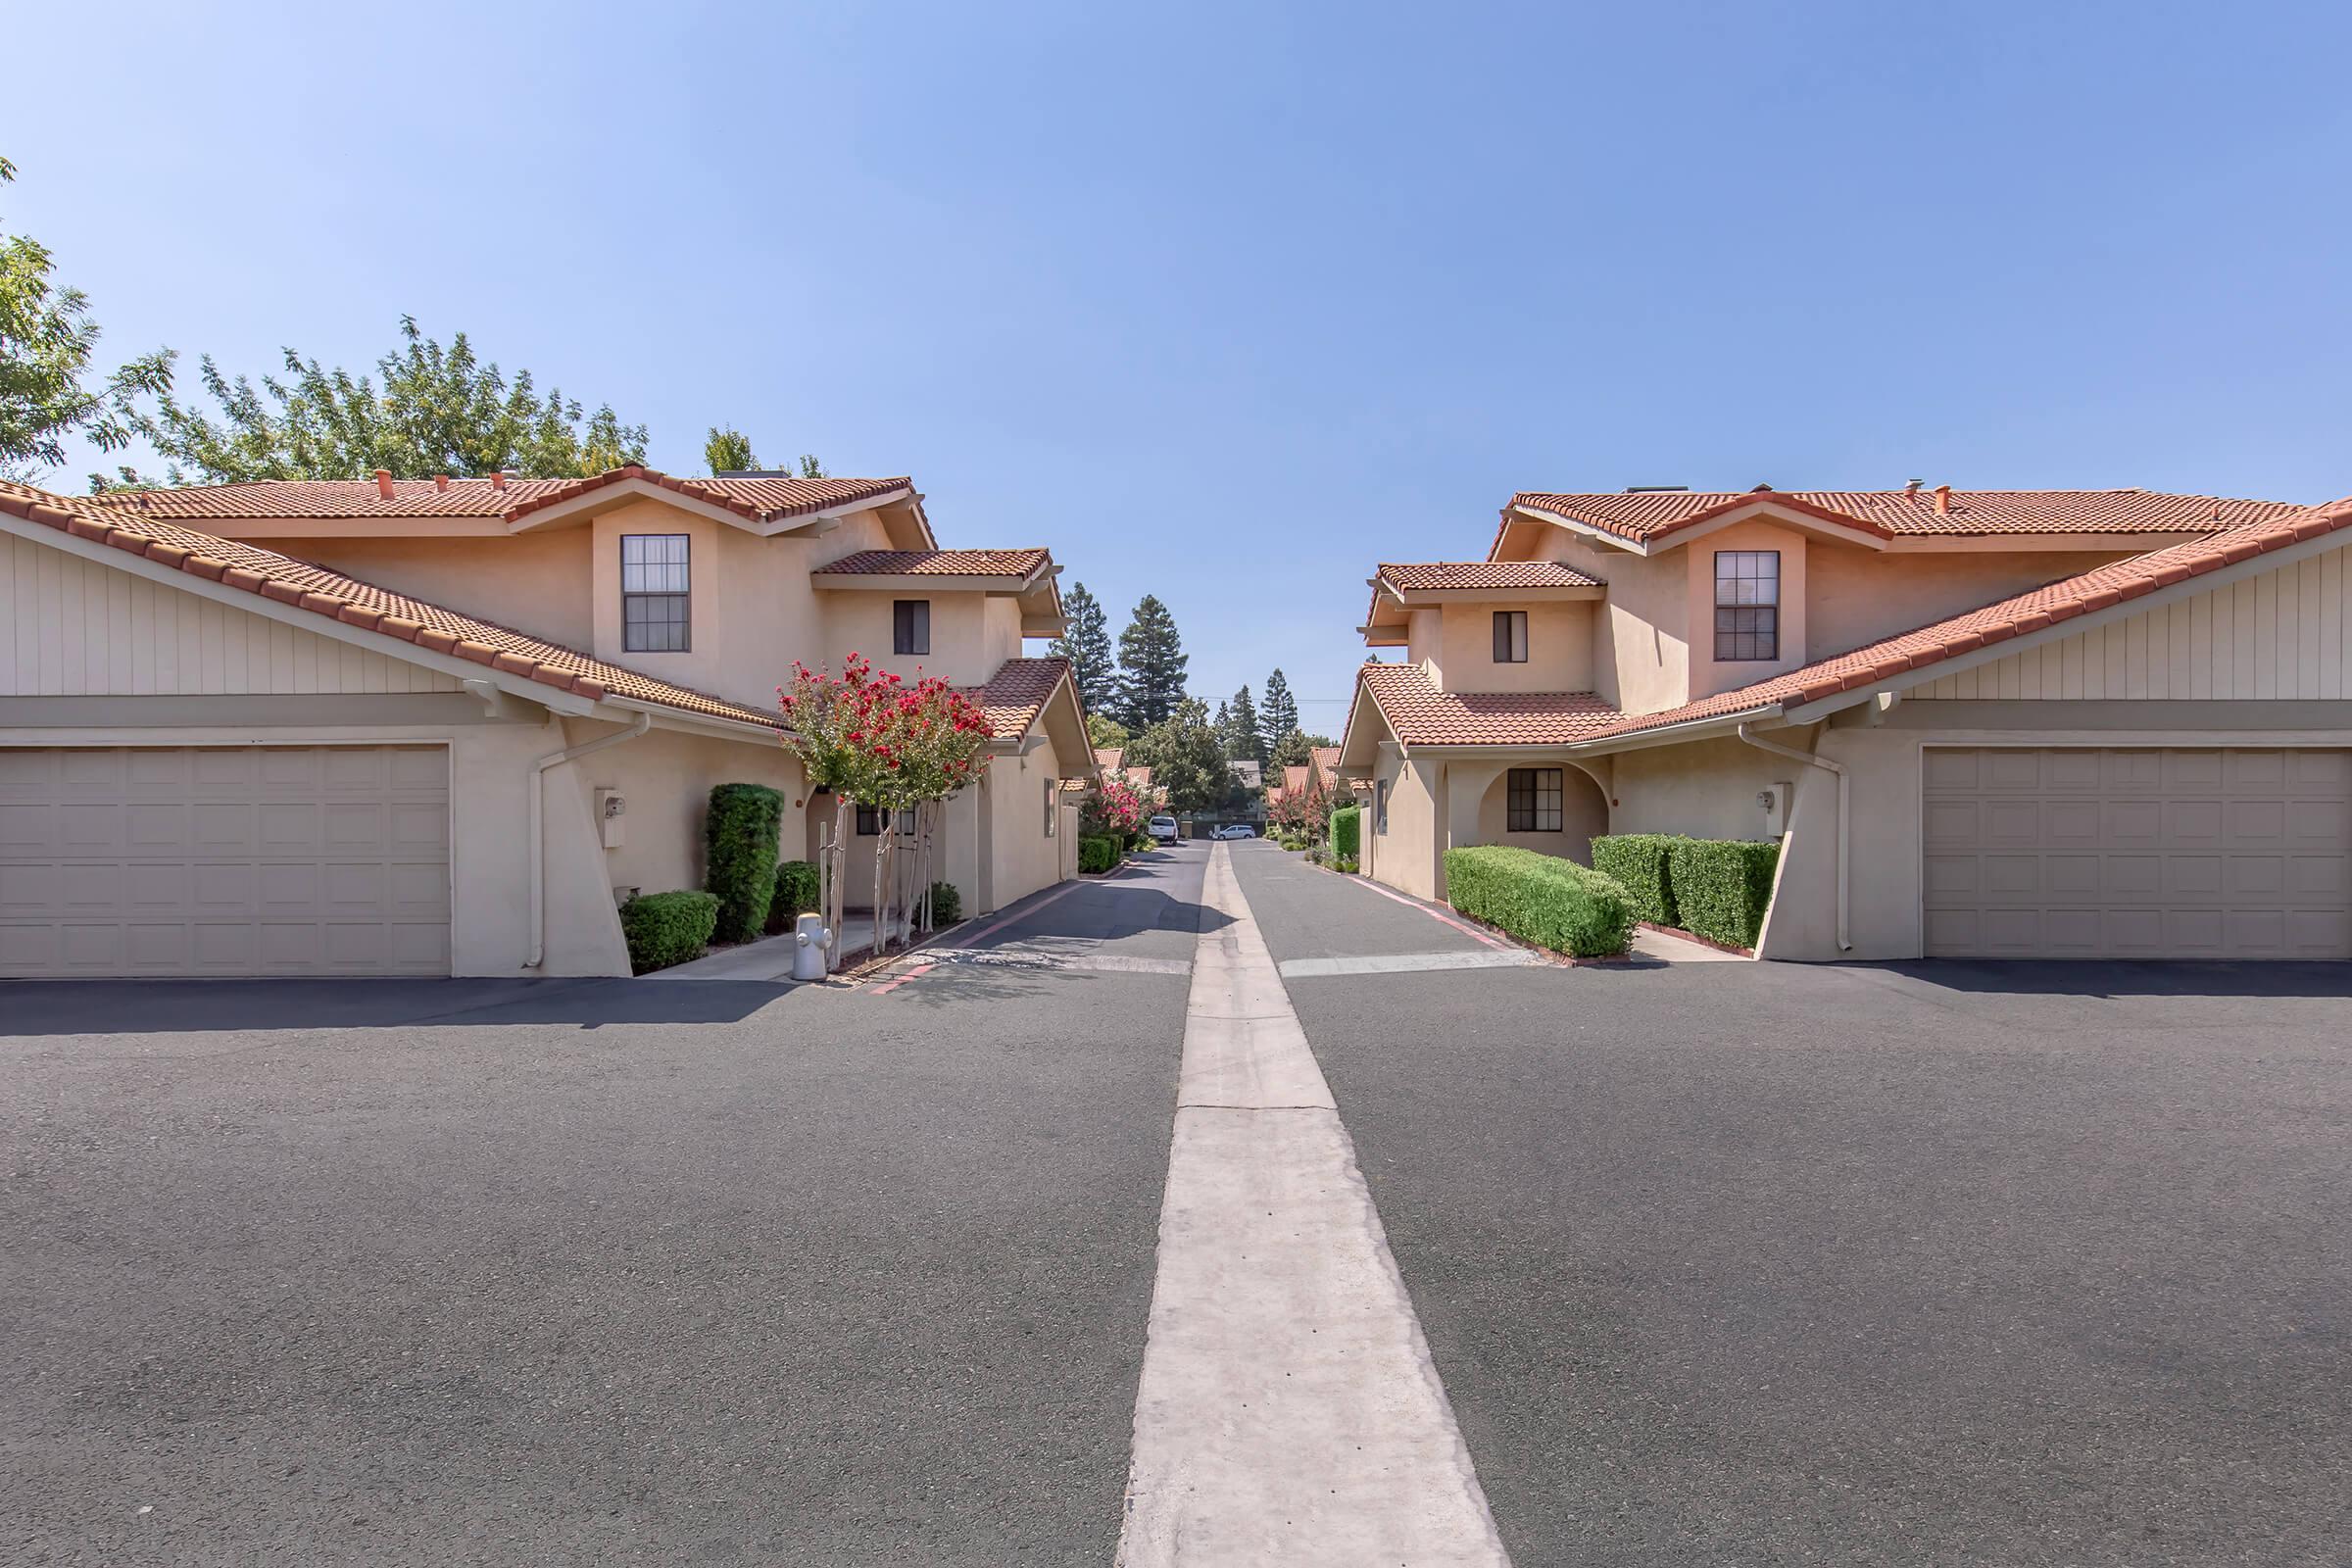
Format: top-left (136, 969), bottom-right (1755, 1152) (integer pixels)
top-left (1086, 712), bottom-right (1130, 752)
top-left (1053, 582), bottom-right (1117, 714)
top-left (1269, 728), bottom-right (1315, 769)
top-left (1258, 668), bottom-right (1299, 760)
top-left (1224, 684), bottom-right (1264, 763)
top-left (1113, 594), bottom-right (1189, 729)
top-left (0, 156), bottom-right (172, 485)
top-left (134, 315), bottom-right (648, 484)
top-left (1125, 698), bottom-right (1229, 812)
top-left (705, 424), bottom-right (758, 473)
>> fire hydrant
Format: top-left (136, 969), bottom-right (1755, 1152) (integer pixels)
top-left (791, 911), bottom-right (834, 982)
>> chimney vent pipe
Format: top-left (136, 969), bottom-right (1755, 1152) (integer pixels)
top-left (373, 469), bottom-right (395, 500)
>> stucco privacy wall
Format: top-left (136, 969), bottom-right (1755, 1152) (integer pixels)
top-left (3, 532), bottom-right (464, 697)
top-left (556, 718), bottom-right (805, 904)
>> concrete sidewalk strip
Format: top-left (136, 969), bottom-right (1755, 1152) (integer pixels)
top-left (1119, 844), bottom-right (1509, 1566)
top-left (1278, 949), bottom-right (1543, 979)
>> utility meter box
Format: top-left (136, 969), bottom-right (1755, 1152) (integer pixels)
top-left (596, 789), bottom-right (626, 849)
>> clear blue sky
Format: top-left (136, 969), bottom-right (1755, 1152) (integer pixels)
top-left (14, 0), bottom-right (2352, 731)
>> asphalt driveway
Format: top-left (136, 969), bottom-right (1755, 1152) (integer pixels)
top-left (1233, 847), bottom-right (2352, 1567)
top-left (1, 849), bottom-right (1208, 1567)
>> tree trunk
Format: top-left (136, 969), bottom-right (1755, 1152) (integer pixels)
top-left (826, 797), bottom-right (851, 972)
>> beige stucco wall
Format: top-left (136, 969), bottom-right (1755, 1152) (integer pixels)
top-left (1464, 762), bottom-right (1610, 863)
top-left (819, 590), bottom-right (1024, 686)
top-left (559, 719), bottom-right (805, 903)
top-left (262, 531), bottom-right (600, 652)
top-left (984, 735), bottom-right (1072, 910)
top-left (1607, 735), bottom-right (1793, 841)
top-left (1809, 545), bottom-right (2138, 662)
top-left (1364, 749), bottom-right (1442, 901)
top-left (1525, 530), bottom-right (1690, 714)
top-left (1432, 601), bottom-right (1594, 693)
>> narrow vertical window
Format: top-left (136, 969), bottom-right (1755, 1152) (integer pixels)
top-left (1492, 610), bottom-right (1529, 663)
top-left (1375, 778), bottom-right (1390, 834)
top-left (1044, 779), bottom-right (1056, 837)
top-left (894, 599), bottom-right (931, 656)
top-left (1714, 551), bottom-right (1780, 662)
top-left (621, 534), bottom-right (691, 652)
top-left (1506, 767), bottom-right (1564, 832)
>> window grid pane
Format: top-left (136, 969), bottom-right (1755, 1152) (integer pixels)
top-left (1505, 767), bottom-right (1565, 832)
top-left (1713, 551), bottom-right (1780, 661)
top-left (622, 535), bottom-right (691, 652)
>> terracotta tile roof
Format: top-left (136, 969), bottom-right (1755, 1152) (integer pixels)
top-left (1308, 745), bottom-right (1342, 785)
top-left (90, 467), bottom-right (910, 524)
top-left (0, 479), bottom-right (783, 730)
top-left (1352, 662), bottom-right (1623, 747)
top-left (1379, 560), bottom-right (1604, 591)
top-left (814, 548), bottom-right (1049, 577)
top-left (965, 657), bottom-right (1072, 740)
top-left (1126, 765), bottom-right (1153, 791)
top-left (1593, 493), bottom-right (2352, 738)
top-left (1093, 747), bottom-right (1125, 773)
top-left (1507, 487), bottom-right (2303, 546)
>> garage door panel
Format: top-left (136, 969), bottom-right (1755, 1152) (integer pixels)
top-left (1923, 747), bottom-right (2350, 960)
top-left (0, 746), bottom-right (450, 978)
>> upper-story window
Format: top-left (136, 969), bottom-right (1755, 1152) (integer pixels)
top-left (894, 599), bottom-right (931, 656)
top-left (1714, 551), bottom-right (1780, 662)
top-left (1492, 610), bottom-right (1529, 663)
top-left (621, 534), bottom-right (690, 652)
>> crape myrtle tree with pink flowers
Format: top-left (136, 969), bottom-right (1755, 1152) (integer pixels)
top-left (777, 654), bottom-right (992, 967)
top-left (1080, 772), bottom-right (1148, 839)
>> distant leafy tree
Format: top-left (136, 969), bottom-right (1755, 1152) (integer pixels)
top-left (1086, 712), bottom-right (1130, 752)
top-left (1113, 594), bottom-right (1189, 729)
top-left (705, 425), bottom-right (758, 473)
top-left (1126, 697), bottom-right (1229, 812)
top-left (1269, 728), bottom-right (1316, 769)
top-left (1224, 685), bottom-right (1264, 764)
top-left (135, 315), bottom-right (648, 484)
top-left (1258, 668), bottom-right (1299, 760)
top-left (0, 155), bottom-right (173, 486)
top-left (795, 454), bottom-right (827, 478)
top-left (1054, 582), bottom-right (1118, 714)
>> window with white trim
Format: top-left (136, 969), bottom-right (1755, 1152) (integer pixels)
top-left (1714, 550), bottom-right (1780, 662)
top-left (1506, 767), bottom-right (1564, 832)
top-left (621, 534), bottom-right (691, 652)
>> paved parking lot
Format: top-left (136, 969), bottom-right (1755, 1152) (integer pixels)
top-left (7, 841), bottom-right (2346, 1565)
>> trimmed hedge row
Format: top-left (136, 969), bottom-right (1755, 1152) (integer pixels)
top-left (1590, 833), bottom-right (1679, 926)
top-left (765, 859), bottom-right (822, 935)
top-left (1329, 805), bottom-right (1361, 861)
top-left (620, 890), bottom-right (720, 974)
top-left (1668, 838), bottom-right (1780, 949)
top-left (1079, 834), bottom-right (1121, 873)
top-left (1444, 846), bottom-right (1635, 958)
top-left (1588, 833), bottom-right (1782, 949)
top-left (705, 783), bottom-right (783, 943)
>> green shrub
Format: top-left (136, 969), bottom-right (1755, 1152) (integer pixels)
top-left (1336, 856), bottom-right (1359, 873)
top-left (1444, 846), bottom-right (1634, 958)
top-left (1330, 805), bottom-right (1361, 861)
top-left (764, 859), bottom-right (822, 934)
top-left (1079, 834), bottom-right (1121, 873)
top-left (704, 784), bottom-right (784, 944)
top-left (1590, 833), bottom-right (1680, 927)
top-left (1665, 838), bottom-right (1780, 949)
top-left (619, 890), bottom-right (720, 974)
top-left (927, 880), bottom-right (962, 925)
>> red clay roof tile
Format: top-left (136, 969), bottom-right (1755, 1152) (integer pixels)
top-left (1506, 487), bottom-right (2302, 547)
top-left (1378, 560), bottom-right (1604, 591)
top-left (965, 657), bottom-right (1073, 740)
top-left (90, 467), bottom-right (909, 523)
top-left (815, 548), bottom-right (1049, 577)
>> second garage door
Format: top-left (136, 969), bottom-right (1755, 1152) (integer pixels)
top-left (1922, 747), bottom-right (2352, 959)
top-left (0, 745), bottom-right (452, 978)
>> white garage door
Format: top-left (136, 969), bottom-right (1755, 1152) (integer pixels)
top-left (1922, 748), bottom-right (2352, 959)
top-left (0, 746), bottom-right (451, 978)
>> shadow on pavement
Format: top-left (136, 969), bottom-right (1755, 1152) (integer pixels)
top-left (1846, 958), bottom-right (2352, 999)
top-left (0, 976), bottom-right (795, 1036)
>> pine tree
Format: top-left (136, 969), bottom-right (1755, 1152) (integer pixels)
top-left (1113, 595), bottom-right (1189, 729)
top-left (1054, 582), bottom-right (1117, 714)
top-left (1258, 669), bottom-right (1299, 760)
top-left (1225, 685), bottom-right (1264, 763)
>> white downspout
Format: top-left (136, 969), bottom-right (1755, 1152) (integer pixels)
top-left (528, 710), bottom-right (652, 969)
top-left (1736, 721), bottom-right (1850, 953)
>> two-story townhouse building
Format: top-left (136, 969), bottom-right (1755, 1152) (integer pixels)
top-left (1339, 485), bottom-right (2352, 961)
top-left (0, 467), bottom-right (1091, 980)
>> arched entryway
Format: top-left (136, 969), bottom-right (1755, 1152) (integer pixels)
top-left (1473, 762), bottom-right (1609, 864)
